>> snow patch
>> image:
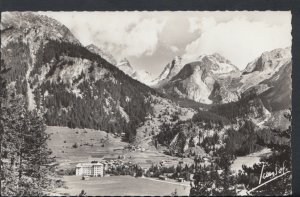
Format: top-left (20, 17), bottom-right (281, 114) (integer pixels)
top-left (211, 63), bottom-right (237, 74)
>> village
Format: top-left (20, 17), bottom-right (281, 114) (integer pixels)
top-left (46, 127), bottom-right (250, 195)
top-left (59, 145), bottom-right (248, 196)
top-left (74, 143), bottom-right (216, 183)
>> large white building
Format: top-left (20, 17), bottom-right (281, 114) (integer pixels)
top-left (75, 162), bottom-right (104, 177)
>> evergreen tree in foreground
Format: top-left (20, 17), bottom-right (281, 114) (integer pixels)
top-left (1, 60), bottom-right (55, 196)
top-left (190, 151), bottom-right (237, 196)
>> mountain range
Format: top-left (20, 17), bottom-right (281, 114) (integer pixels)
top-left (1, 12), bottom-right (292, 157)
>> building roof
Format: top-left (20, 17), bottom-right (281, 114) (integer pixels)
top-left (76, 162), bottom-right (104, 168)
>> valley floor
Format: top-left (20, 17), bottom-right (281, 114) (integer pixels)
top-left (47, 126), bottom-right (273, 195)
top-left (54, 175), bottom-right (190, 196)
top-left (46, 126), bottom-right (194, 170)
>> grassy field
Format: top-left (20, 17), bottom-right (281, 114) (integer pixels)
top-left (46, 126), bottom-right (128, 170)
top-left (55, 175), bottom-right (190, 196)
top-left (231, 148), bottom-right (272, 172)
top-left (46, 126), bottom-right (194, 170)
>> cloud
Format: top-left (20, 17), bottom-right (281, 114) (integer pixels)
top-left (183, 16), bottom-right (292, 69)
top-left (169, 45), bottom-right (179, 52)
top-left (39, 11), bottom-right (292, 74)
top-left (40, 12), bottom-right (166, 60)
top-left (188, 17), bottom-right (202, 33)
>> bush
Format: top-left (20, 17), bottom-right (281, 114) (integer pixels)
top-left (64, 168), bottom-right (76, 175)
top-left (72, 143), bottom-right (78, 148)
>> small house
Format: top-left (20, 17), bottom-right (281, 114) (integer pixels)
top-left (186, 173), bottom-right (194, 181)
top-left (159, 175), bottom-right (168, 180)
top-left (163, 173), bottom-right (174, 178)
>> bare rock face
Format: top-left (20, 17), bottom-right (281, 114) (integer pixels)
top-left (238, 48), bottom-right (292, 111)
top-left (243, 48), bottom-right (291, 74)
top-left (160, 54), bottom-right (240, 104)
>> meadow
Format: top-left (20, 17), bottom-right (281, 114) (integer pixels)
top-left (55, 175), bottom-right (190, 196)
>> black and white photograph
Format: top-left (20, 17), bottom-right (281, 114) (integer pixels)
top-left (0, 10), bottom-right (293, 196)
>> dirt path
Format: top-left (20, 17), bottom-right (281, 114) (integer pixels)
top-left (141, 177), bottom-right (191, 187)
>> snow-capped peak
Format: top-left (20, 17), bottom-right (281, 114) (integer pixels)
top-left (195, 53), bottom-right (239, 75)
top-left (159, 53), bottom-right (241, 104)
top-left (238, 47), bottom-right (291, 94)
top-left (86, 44), bottom-right (117, 65)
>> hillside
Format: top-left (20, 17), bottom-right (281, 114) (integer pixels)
top-left (46, 126), bottom-right (194, 171)
top-left (1, 12), bottom-right (195, 143)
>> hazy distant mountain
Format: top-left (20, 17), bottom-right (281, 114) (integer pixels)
top-left (116, 58), bottom-right (154, 86)
top-left (152, 56), bottom-right (183, 87)
top-left (86, 44), bottom-right (117, 65)
top-left (116, 58), bottom-right (135, 76)
top-left (131, 70), bottom-right (154, 86)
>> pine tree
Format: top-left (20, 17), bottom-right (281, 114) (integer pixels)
top-left (17, 110), bottom-right (55, 195)
top-left (1, 60), bottom-right (55, 196)
top-left (1, 59), bottom-right (20, 196)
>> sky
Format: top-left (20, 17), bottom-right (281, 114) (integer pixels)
top-left (39, 11), bottom-right (292, 77)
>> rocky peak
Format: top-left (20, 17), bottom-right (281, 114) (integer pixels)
top-left (243, 47), bottom-right (291, 74)
top-left (1, 12), bottom-right (81, 47)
